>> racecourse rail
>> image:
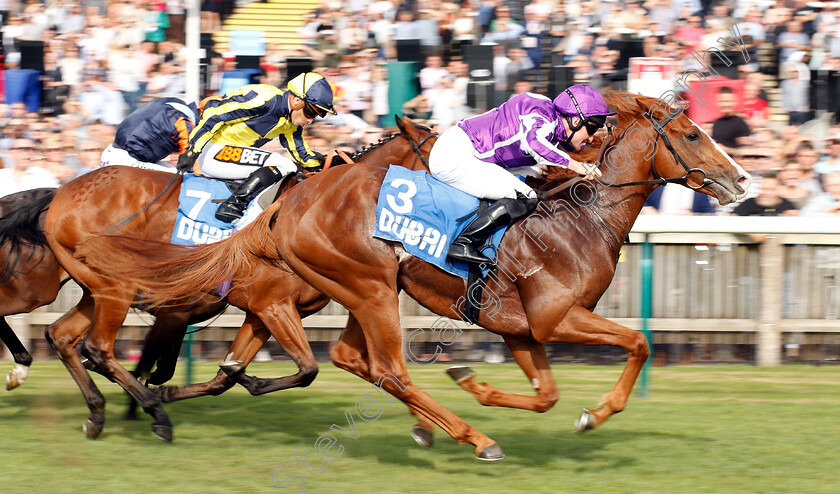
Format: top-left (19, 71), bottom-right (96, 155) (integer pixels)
top-left (5, 216), bottom-right (840, 367)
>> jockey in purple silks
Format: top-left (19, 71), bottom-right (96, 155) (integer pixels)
top-left (429, 83), bottom-right (616, 265)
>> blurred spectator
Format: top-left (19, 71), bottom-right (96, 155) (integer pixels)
top-left (401, 93), bottom-right (433, 124)
top-left (201, 0), bottom-right (222, 32)
top-left (429, 75), bottom-right (464, 130)
top-left (334, 61), bottom-right (372, 120)
top-left (482, 4), bottom-right (525, 45)
top-left (779, 64), bottom-right (811, 125)
top-left (776, 19), bottom-right (811, 64)
top-left (59, 44), bottom-right (86, 96)
top-left (733, 171), bottom-right (798, 216)
top-left (790, 143), bottom-right (823, 193)
top-left (737, 9), bottom-right (767, 66)
top-left (643, 184), bottom-right (716, 215)
top-left (419, 54), bottom-right (450, 98)
top-left (741, 78), bottom-right (770, 129)
top-left (0, 138), bottom-right (60, 197)
top-left (816, 137), bottom-right (840, 175)
top-left (673, 14), bottom-right (705, 58)
top-left (777, 161), bottom-right (815, 210)
top-left (801, 171), bottom-right (840, 216)
top-left (78, 77), bottom-right (126, 126)
top-left (711, 87), bottom-right (751, 155)
top-left (42, 136), bottom-right (74, 183)
top-left (57, 3), bottom-right (85, 34)
top-left (370, 62), bottom-right (390, 128)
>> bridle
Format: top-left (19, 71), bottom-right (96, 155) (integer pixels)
top-left (595, 110), bottom-right (715, 190)
top-left (542, 107), bottom-right (719, 250)
top-left (403, 130), bottom-right (438, 170)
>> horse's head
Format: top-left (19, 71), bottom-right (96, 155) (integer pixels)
top-left (604, 92), bottom-right (751, 205)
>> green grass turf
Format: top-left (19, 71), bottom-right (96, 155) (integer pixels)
top-left (0, 362), bottom-right (837, 493)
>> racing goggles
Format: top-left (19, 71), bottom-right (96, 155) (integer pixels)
top-left (303, 101), bottom-right (328, 119)
top-left (584, 115), bottom-right (607, 135)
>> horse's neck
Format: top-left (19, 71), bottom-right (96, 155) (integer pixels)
top-left (591, 183), bottom-right (654, 248)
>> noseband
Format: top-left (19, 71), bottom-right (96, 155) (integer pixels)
top-left (596, 111), bottom-right (715, 190)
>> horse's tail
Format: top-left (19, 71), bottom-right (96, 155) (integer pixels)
top-left (0, 190), bottom-right (56, 283)
top-left (76, 199), bottom-right (285, 307)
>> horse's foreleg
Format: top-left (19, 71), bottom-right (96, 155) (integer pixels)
top-left (157, 313), bottom-right (270, 402)
top-left (1, 317), bottom-right (32, 390)
top-left (333, 306), bottom-right (502, 460)
top-left (126, 313), bottom-right (189, 419)
top-left (44, 293), bottom-right (106, 439)
top-left (546, 305), bottom-right (649, 432)
top-left (331, 314), bottom-right (434, 448)
top-left (229, 304), bottom-right (318, 395)
top-left (447, 337), bottom-right (559, 413)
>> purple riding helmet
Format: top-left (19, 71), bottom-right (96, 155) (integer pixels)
top-left (553, 84), bottom-right (616, 142)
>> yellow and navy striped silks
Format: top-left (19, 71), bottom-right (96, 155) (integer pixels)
top-left (188, 84), bottom-right (321, 169)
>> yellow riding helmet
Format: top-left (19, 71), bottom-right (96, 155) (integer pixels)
top-left (286, 72), bottom-right (337, 116)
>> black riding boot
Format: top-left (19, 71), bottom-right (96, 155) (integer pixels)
top-left (215, 166), bottom-right (282, 222)
top-left (447, 192), bottom-right (539, 265)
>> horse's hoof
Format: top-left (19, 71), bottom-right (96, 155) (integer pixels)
top-left (6, 364), bottom-right (30, 390)
top-left (410, 426), bottom-right (434, 449)
top-left (445, 366), bottom-right (475, 383)
top-left (476, 443), bottom-right (505, 461)
top-left (575, 408), bottom-right (596, 434)
top-left (219, 360), bottom-right (245, 376)
top-left (83, 420), bottom-right (103, 440)
top-left (81, 358), bottom-right (96, 371)
top-left (151, 424), bottom-right (173, 442)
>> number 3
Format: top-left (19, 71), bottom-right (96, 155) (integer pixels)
top-left (386, 179), bottom-right (417, 214)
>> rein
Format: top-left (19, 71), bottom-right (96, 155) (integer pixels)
top-left (106, 171), bottom-right (181, 233)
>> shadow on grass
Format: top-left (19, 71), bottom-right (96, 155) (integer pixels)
top-left (6, 383), bottom-right (702, 471)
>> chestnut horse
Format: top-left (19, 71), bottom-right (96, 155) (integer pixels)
top-left (90, 92), bottom-right (750, 459)
top-left (0, 188), bottom-right (227, 403)
top-left (43, 116), bottom-right (437, 440)
top-left (1, 188), bottom-right (61, 389)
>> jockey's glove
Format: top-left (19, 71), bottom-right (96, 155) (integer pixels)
top-left (177, 150), bottom-right (198, 173)
top-left (311, 150), bottom-right (327, 166)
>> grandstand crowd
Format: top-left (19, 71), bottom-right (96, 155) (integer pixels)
top-left (2, 0), bottom-right (840, 216)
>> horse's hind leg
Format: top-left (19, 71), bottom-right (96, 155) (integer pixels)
top-left (45, 292), bottom-right (106, 439)
top-left (223, 305), bottom-right (318, 395)
top-left (1, 317), bottom-right (32, 390)
top-left (446, 337), bottom-right (559, 413)
top-left (545, 305), bottom-right (649, 432)
top-left (81, 295), bottom-right (174, 441)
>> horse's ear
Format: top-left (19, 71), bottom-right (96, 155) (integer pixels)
top-left (396, 114), bottom-right (407, 134)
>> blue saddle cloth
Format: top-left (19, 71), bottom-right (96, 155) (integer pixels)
top-left (373, 166), bottom-right (507, 279)
top-left (171, 174), bottom-right (237, 245)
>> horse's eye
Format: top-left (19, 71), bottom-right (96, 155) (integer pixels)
top-left (687, 132), bottom-right (700, 142)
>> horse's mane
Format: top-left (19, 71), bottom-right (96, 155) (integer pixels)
top-left (351, 120), bottom-right (434, 161)
top-left (350, 132), bottom-right (401, 161)
top-left (540, 90), bottom-right (654, 184)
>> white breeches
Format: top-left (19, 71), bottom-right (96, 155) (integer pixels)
top-left (196, 142), bottom-right (297, 180)
top-left (428, 126), bottom-right (537, 200)
top-left (100, 144), bottom-right (176, 173)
